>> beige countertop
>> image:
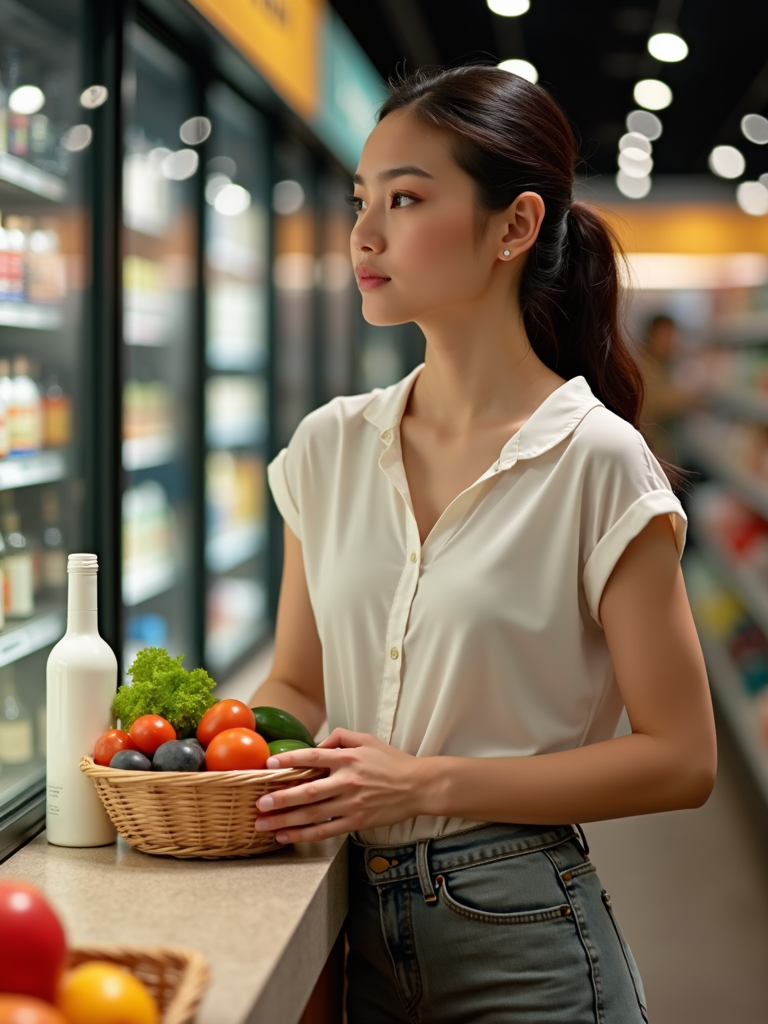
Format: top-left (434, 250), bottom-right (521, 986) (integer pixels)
top-left (0, 831), bottom-right (348, 1024)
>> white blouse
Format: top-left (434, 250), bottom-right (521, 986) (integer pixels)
top-left (267, 367), bottom-right (687, 846)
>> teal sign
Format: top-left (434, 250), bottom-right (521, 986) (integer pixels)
top-left (312, 11), bottom-right (388, 172)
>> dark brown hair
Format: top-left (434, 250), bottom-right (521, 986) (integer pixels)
top-left (379, 67), bottom-right (683, 486)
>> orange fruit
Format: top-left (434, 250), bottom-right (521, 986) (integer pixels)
top-left (56, 961), bottom-right (159, 1024)
top-left (0, 995), bottom-right (69, 1024)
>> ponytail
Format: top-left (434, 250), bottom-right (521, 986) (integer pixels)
top-left (379, 67), bottom-right (684, 488)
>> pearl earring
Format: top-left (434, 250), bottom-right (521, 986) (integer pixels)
top-left (503, 249), bottom-right (510, 256)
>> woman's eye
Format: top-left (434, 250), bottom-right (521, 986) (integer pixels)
top-left (391, 192), bottom-right (417, 209)
top-left (345, 194), bottom-right (366, 212)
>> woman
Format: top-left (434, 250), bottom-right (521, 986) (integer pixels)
top-left (250, 67), bottom-right (716, 1023)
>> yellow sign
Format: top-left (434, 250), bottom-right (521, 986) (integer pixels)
top-left (189, 0), bottom-right (325, 119)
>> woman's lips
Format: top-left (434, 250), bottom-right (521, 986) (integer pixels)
top-left (356, 266), bottom-right (391, 290)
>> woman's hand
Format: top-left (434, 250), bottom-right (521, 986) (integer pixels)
top-left (254, 728), bottom-right (424, 844)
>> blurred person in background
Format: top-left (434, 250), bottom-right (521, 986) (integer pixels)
top-left (250, 66), bottom-right (716, 1023)
top-left (639, 313), bottom-right (701, 468)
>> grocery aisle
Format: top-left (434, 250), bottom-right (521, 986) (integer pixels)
top-left (587, 721), bottom-right (768, 1024)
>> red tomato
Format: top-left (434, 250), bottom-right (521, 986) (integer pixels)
top-left (128, 715), bottom-right (176, 756)
top-left (0, 880), bottom-right (66, 1002)
top-left (205, 728), bottom-right (270, 771)
top-left (196, 699), bottom-right (255, 748)
top-left (93, 729), bottom-right (137, 766)
top-left (0, 995), bottom-right (69, 1024)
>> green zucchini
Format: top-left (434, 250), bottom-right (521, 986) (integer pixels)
top-left (268, 738), bottom-right (311, 756)
top-left (252, 706), bottom-right (317, 747)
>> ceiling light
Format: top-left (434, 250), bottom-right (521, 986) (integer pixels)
top-left (162, 149), bottom-right (199, 180)
top-left (180, 116), bottom-right (212, 145)
top-left (205, 173), bottom-right (231, 205)
top-left (273, 179), bottom-right (305, 215)
top-left (487, 0), bottom-right (530, 14)
top-left (624, 253), bottom-right (768, 290)
top-left (80, 85), bottom-right (108, 109)
top-left (63, 124), bottom-right (92, 152)
top-left (497, 59), bottom-right (538, 83)
top-left (741, 113), bottom-right (768, 145)
top-left (633, 79), bottom-right (672, 110)
top-left (619, 132), bottom-right (652, 154)
top-left (214, 183), bottom-right (251, 216)
top-left (760, 173), bottom-right (768, 190)
top-left (708, 145), bottom-right (745, 179)
top-left (647, 32), bottom-right (688, 62)
top-left (736, 181), bottom-right (768, 216)
top-left (9, 85), bottom-right (45, 115)
top-left (626, 109), bottom-right (663, 140)
top-left (618, 151), bottom-right (653, 177)
top-left (616, 171), bottom-right (652, 199)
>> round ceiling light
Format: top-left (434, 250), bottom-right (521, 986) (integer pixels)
top-left (9, 85), bottom-right (45, 115)
top-left (180, 116), bottom-right (212, 145)
top-left (497, 59), bottom-right (538, 83)
top-left (741, 113), bottom-right (768, 145)
top-left (736, 181), bottom-right (768, 216)
top-left (619, 132), bottom-right (652, 154)
top-left (487, 0), bottom-right (530, 14)
top-left (616, 171), bottom-right (652, 199)
top-left (618, 151), bottom-right (653, 177)
top-left (708, 145), bottom-right (746, 179)
top-left (626, 109), bottom-right (663, 140)
top-left (633, 79), bottom-right (672, 111)
top-left (647, 32), bottom-right (688, 62)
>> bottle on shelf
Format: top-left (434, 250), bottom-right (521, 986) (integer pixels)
top-left (0, 360), bottom-right (13, 453)
top-left (42, 375), bottom-right (72, 447)
top-left (46, 553), bottom-right (117, 847)
top-left (1, 504), bottom-right (34, 618)
top-left (9, 355), bottom-right (42, 456)
top-left (0, 666), bottom-right (33, 767)
top-left (0, 217), bottom-right (26, 303)
top-left (41, 489), bottom-right (66, 593)
top-left (0, 359), bottom-right (9, 460)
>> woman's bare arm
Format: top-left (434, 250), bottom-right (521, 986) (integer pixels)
top-left (416, 514), bottom-right (717, 824)
top-left (247, 524), bottom-right (326, 738)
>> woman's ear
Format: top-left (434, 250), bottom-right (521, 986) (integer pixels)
top-left (500, 191), bottom-right (546, 258)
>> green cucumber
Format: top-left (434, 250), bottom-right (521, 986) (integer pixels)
top-left (252, 706), bottom-right (317, 747)
top-left (268, 738), bottom-right (311, 756)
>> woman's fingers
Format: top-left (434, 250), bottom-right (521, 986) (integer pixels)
top-left (256, 797), bottom-right (345, 833)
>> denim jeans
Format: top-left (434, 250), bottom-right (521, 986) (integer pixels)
top-left (346, 822), bottom-right (648, 1024)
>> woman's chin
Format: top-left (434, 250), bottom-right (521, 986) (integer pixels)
top-left (360, 298), bottom-right (415, 328)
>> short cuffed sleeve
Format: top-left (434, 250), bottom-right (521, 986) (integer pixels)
top-left (267, 447), bottom-right (302, 539)
top-left (578, 409), bottom-right (687, 626)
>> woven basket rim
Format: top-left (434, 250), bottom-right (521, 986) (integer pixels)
top-left (80, 755), bottom-right (321, 783)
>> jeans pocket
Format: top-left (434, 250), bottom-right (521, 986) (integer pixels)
top-left (602, 889), bottom-right (649, 1022)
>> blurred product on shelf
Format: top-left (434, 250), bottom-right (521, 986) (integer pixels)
top-left (0, 216), bottom-right (65, 305)
top-left (41, 489), bottom-right (66, 592)
top-left (2, 504), bottom-right (34, 618)
top-left (689, 412), bottom-right (768, 485)
top-left (123, 379), bottom-right (173, 443)
top-left (123, 255), bottom-right (168, 345)
top-left (206, 451), bottom-right (264, 534)
top-left (205, 375), bottom-right (266, 448)
top-left (206, 577), bottom-right (266, 673)
top-left (694, 484), bottom-right (768, 571)
top-left (0, 666), bottom-right (33, 766)
top-left (639, 314), bottom-right (701, 465)
top-left (123, 612), bottom-right (168, 680)
top-left (9, 356), bottom-right (41, 456)
top-left (122, 480), bottom-right (176, 605)
top-left (42, 376), bottom-right (72, 447)
top-left (0, 216), bottom-right (25, 301)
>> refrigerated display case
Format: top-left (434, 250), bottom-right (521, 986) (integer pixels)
top-left (0, 0), bottom-right (85, 834)
top-left (120, 25), bottom-right (199, 675)
top-left (203, 82), bottom-right (270, 676)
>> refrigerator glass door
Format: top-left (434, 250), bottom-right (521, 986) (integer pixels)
top-left (204, 83), bottom-right (269, 677)
top-left (121, 26), bottom-right (198, 675)
top-left (0, 0), bottom-right (85, 818)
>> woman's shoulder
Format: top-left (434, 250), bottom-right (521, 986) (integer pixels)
top-left (286, 387), bottom-right (390, 457)
top-left (568, 404), bottom-right (671, 490)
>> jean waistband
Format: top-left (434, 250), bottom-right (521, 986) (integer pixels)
top-left (349, 821), bottom-right (580, 903)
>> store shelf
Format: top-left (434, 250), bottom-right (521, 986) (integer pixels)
top-left (206, 522), bottom-right (266, 574)
top-left (206, 615), bottom-right (268, 675)
top-left (0, 302), bottom-right (63, 330)
top-left (206, 421), bottom-right (267, 450)
top-left (0, 605), bottom-right (65, 669)
top-left (122, 434), bottom-right (177, 471)
top-left (0, 152), bottom-right (66, 202)
top-left (0, 450), bottom-right (68, 491)
top-left (706, 387), bottom-right (768, 426)
top-left (690, 519), bottom-right (768, 639)
top-left (680, 425), bottom-right (768, 521)
top-left (122, 559), bottom-right (176, 607)
top-left (688, 583), bottom-right (768, 806)
top-left (708, 309), bottom-right (768, 347)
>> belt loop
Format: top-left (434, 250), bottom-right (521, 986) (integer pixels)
top-left (573, 823), bottom-right (590, 857)
top-left (415, 839), bottom-right (437, 902)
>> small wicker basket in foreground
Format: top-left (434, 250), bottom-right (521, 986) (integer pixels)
top-left (68, 945), bottom-right (208, 1024)
top-left (80, 756), bottom-right (327, 858)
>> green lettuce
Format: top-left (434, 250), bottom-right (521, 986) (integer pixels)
top-left (112, 647), bottom-right (217, 737)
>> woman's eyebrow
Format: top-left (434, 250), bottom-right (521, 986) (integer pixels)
top-left (352, 165), bottom-right (434, 185)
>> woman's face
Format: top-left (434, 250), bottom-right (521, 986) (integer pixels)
top-left (350, 109), bottom-right (513, 327)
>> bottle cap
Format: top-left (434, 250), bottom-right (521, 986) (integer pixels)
top-left (67, 553), bottom-right (98, 573)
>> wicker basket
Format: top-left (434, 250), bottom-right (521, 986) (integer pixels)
top-left (80, 756), bottom-right (328, 858)
top-left (68, 945), bottom-right (208, 1024)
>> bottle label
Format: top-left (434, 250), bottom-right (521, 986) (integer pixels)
top-left (9, 407), bottom-right (42, 454)
top-left (0, 719), bottom-right (33, 764)
top-left (5, 554), bottom-right (34, 616)
top-left (47, 784), bottom-right (63, 815)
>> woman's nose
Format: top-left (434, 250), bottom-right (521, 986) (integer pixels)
top-left (351, 218), bottom-right (384, 255)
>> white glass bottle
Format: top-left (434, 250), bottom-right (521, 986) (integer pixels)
top-left (46, 553), bottom-right (116, 847)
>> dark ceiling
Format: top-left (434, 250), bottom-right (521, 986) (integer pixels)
top-left (330, 0), bottom-right (768, 182)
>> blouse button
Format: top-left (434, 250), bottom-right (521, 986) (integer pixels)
top-left (390, 647), bottom-right (399, 660)
top-left (410, 552), bottom-right (418, 563)
top-left (381, 430), bottom-right (392, 442)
